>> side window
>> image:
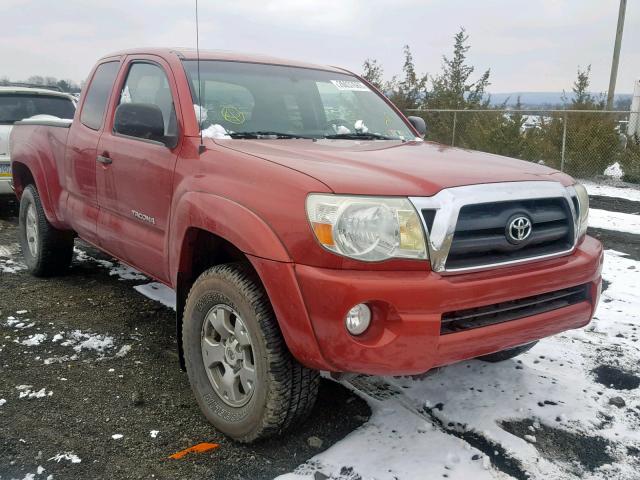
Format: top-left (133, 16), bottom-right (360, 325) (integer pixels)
top-left (118, 62), bottom-right (177, 138)
top-left (80, 61), bottom-right (120, 130)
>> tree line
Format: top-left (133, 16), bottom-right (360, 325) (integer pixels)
top-left (361, 28), bottom-right (639, 183)
top-left (0, 75), bottom-right (81, 93)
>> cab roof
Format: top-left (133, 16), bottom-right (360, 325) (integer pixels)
top-left (101, 47), bottom-right (347, 74)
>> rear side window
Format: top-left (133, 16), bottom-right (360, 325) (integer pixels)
top-left (80, 61), bottom-right (120, 130)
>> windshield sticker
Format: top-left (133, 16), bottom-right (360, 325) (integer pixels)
top-left (221, 105), bottom-right (245, 125)
top-left (330, 80), bottom-right (370, 92)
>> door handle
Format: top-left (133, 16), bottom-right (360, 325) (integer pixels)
top-left (96, 155), bottom-right (112, 165)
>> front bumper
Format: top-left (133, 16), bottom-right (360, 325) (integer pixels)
top-left (252, 236), bottom-right (603, 375)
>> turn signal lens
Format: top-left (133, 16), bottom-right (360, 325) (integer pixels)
top-left (312, 222), bottom-right (335, 246)
top-left (398, 209), bottom-right (424, 250)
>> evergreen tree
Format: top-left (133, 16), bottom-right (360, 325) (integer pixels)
top-left (427, 27), bottom-right (490, 109)
top-left (361, 58), bottom-right (385, 90)
top-left (539, 66), bottom-right (619, 175)
top-left (561, 65), bottom-right (604, 109)
top-left (386, 45), bottom-right (428, 111)
top-left (425, 28), bottom-right (492, 147)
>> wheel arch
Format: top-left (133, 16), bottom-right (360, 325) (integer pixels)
top-left (10, 161), bottom-right (35, 198)
top-left (11, 158), bottom-right (63, 228)
top-left (170, 192), bottom-right (293, 370)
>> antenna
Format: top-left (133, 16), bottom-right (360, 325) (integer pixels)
top-left (196, 0), bottom-right (205, 154)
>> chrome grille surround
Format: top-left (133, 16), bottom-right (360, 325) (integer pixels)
top-left (409, 181), bottom-right (580, 274)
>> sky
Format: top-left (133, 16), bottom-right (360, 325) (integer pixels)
top-left (0, 0), bottom-right (638, 94)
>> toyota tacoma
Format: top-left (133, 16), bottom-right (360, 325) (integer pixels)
top-left (9, 48), bottom-right (603, 442)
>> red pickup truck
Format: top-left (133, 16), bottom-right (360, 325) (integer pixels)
top-left (9, 48), bottom-right (602, 442)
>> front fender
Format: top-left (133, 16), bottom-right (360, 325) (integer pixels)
top-left (169, 191), bottom-right (291, 283)
top-left (169, 192), bottom-right (330, 370)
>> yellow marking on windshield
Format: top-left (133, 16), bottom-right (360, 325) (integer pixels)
top-left (221, 105), bottom-right (245, 125)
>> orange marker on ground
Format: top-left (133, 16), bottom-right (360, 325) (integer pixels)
top-left (169, 442), bottom-right (219, 459)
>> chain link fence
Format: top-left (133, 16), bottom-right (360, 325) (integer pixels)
top-left (406, 109), bottom-right (640, 183)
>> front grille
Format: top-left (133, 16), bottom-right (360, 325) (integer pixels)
top-left (441, 284), bottom-right (589, 334)
top-left (444, 198), bottom-right (574, 270)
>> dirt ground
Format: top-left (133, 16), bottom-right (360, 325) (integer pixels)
top-left (0, 196), bottom-right (370, 480)
top-left (1, 193), bottom-right (639, 480)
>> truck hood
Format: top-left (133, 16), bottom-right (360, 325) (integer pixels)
top-left (217, 139), bottom-right (571, 196)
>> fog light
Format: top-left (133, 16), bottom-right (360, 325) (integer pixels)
top-left (345, 304), bottom-right (371, 335)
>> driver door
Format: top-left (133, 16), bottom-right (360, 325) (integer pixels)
top-left (95, 57), bottom-right (181, 282)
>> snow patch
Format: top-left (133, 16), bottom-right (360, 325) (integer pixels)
top-left (603, 162), bottom-right (624, 180)
top-left (115, 344), bottom-right (132, 357)
top-left (583, 181), bottom-right (640, 202)
top-left (201, 124), bottom-right (231, 139)
top-left (0, 398), bottom-right (6, 406)
top-left (0, 243), bottom-right (19, 257)
top-left (150, 430), bottom-right (159, 438)
top-left (74, 247), bottom-right (146, 280)
top-left (48, 452), bottom-right (81, 464)
top-left (111, 434), bottom-right (123, 440)
top-left (4, 317), bottom-right (35, 330)
top-left (107, 264), bottom-right (147, 280)
top-left (19, 333), bottom-right (47, 346)
top-left (16, 385), bottom-right (53, 399)
top-left (62, 330), bottom-right (114, 353)
top-left (589, 208), bottom-right (640, 235)
top-left (133, 282), bottom-right (176, 310)
top-left (0, 257), bottom-right (27, 273)
top-left (43, 354), bottom-right (78, 365)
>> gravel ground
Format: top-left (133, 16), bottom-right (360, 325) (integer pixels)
top-left (0, 196), bottom-right (370, 480)
top-left (1, 192), bottom-right (639, 480)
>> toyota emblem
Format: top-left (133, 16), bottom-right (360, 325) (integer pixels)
top-left (506, 215), bottom-right (532, 244)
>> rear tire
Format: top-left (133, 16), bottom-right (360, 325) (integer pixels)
top-left (477, 341), bottom-right (538, 363)
top-left (182, 263), bottom-right (319, 442)
top-left (18, 184), bottom-right (74, 277)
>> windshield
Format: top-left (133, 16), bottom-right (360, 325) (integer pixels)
top-left (0, 94), bottom-right (75, 124)
top-left (182, 60), bottom-right (415, 140)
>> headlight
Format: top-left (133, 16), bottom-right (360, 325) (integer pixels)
top-left (306, 194), bottom-right (427, 261)
top-left (573, 183), bottom-right (589, 241)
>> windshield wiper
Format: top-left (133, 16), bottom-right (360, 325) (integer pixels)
top-left (229, 131), bottom-right (312, 139)
top-left (323, 132), bottom-right (397, 140)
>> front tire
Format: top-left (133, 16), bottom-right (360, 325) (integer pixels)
top-left (182, 263), bottom-right (319, 442)
top-left (18, 185), bottom-right (74, 277)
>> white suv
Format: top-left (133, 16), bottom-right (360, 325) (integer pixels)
top-left (0, 86), bottom-right (76, 195)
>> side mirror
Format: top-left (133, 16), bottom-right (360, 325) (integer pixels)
top-left (114, 103), bottom-right (167, 145)
top-left (407, 116), bottom-right (427, 138)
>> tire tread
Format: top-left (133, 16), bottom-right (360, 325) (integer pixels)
top-left (183, 262), bottom-right (319, 442)
top-left (19, 185), bottom-right (74, 277)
